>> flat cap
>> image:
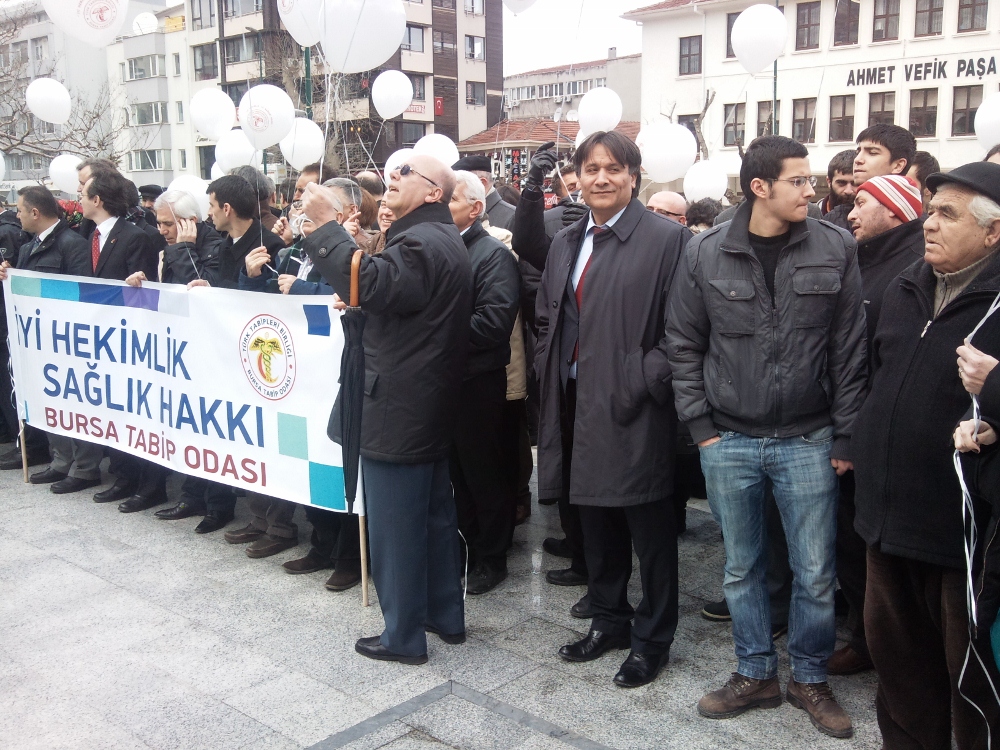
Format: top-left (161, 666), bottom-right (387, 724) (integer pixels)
top-left (138, 184), bottom-right (164, 199)
top-left (926, 162), bottom-right (1000, 206)
top-left (452, 154), bottom-right (491, 172)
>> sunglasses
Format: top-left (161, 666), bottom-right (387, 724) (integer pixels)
top-left (398, 164), bottom-right (440, 188)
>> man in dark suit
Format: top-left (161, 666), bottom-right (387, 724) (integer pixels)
top-left (301, 154), bottom-right (472, 665)
top-left (452, 155), bottom-right (515, 231)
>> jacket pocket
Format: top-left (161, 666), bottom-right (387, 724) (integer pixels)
top-left (707, 279), bottom-right (755, 335)
top-left (792, 270), bottom-right (841, 328)
top-left (364, 370), bottom-right (378, 396)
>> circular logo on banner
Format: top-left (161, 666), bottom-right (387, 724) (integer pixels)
top-left (239, 315), bottom-right (296, 400)
top-left (83, 0), bottom-right (116, 29)
top-left (247, 105), bottom-right (272, 133)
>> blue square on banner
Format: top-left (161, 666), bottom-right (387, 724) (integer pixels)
top-left (78, 283), bottom-right (124, 307)
top-left (39, 278), bottom-right (79, 301)
top-left (303, 304), bottom-right (331, 336)
top-left (309, 462), bottom-right (346, 511)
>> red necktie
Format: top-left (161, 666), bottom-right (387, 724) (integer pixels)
top-left (572, 225), bottom-right (605, 363)
top-left (91, 229), bottom-right (101, 272)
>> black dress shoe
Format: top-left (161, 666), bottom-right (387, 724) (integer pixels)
top-left (50, 476), bottom-right (102, 494)
top-left (29, 467), bottom-right (67, 484)
top-left (154, 501), bottom-right (207, 520)
top-left (425, 624), bottom-right (466, 645)
top-left (118, 492), bottom-right (168, 513)
top-left (613, 650), bottom-right (668, 688)
top-left (570, 593), bottom-right (595, 619)
top-left (558, 629), bottom-right (631, 663)
top-left (195, 511), bottom-right (234, 534)
top-left (546, 567), bottom-right (588, 586)
top-left (0, 447), bottom-right (50, 470)
top-left (355, 636), bottom-right (427, 665)
top-left (94, 479), bottom-right (137, 503)
top-left (466, 563), bottom-right (507, 595)
top-left (542, 537), bottom-right (573, 559)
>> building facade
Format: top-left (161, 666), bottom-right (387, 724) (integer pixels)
top-left (624, 0), bottom-right (1000, 182)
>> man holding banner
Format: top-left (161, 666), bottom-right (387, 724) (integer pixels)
top-left (301, 155), bottom-right (472, 665)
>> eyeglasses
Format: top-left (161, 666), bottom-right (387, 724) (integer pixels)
top-left (398, 164), bottom-right (440, 189)
top-left (649, 207), bottom-right (685, 219)
top-left (771, 176), bottom-right (818, 189)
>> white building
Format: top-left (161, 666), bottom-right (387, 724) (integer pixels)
top-left (624, 0), bottom-right (1000, 187)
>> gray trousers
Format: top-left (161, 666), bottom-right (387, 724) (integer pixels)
top-left (246, 492), bottom-right (298, 539)
top-left (47, 435), bottom-right (102, 480)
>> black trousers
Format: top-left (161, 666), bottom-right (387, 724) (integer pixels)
top-left (451, 369), bottom-right (515, 572)
top-left (836, 472), bottom-right (869, 657)
top-left (502, 398), bottom-right (533, 519)
top-left (578, 497), bottom-right (679, 655)
top-left (559, 379), bottom-right (587, 575)
top-left (306, 505), bottom-right (361, 573)
top-left (180, 475), bottom-right (237, 514)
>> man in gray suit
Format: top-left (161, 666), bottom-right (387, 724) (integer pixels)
top-left (452, 155), bottom-right (515, 231)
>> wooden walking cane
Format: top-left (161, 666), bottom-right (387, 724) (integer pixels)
top-left (351, 249), bottom-right (371, 607)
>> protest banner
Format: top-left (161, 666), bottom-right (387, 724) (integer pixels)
top-left (3, 270), bottom-right (359, 512)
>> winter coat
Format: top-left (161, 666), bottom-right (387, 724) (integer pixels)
top-left (239, 242), bottom-right (333, 296)
top-left (160, 221), bottom-right (223, 285)
top-left (303, 201), bottom-right (473, 464)
top-left (15, 220), bottom-right (92, 277)
top-left (0, 210), bottom-right (27, 261)
top-left (534, 198), bottom-right (688, 507)
top-left (822, 203), bottom-right (854, 232)
top-left (484, 190), bottom-right (515, 231)
top-left (853, 251), bottom-right (1000, 569)
top-left (485, 223), bottom-right (528, 401)
top-left (212, 220), bottom-right (285, 289)
top-left (667, 200), bottom-right (868, 460)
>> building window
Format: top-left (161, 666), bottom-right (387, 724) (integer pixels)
top-left (223, 35), bottom-right (261, 64)
top-left (723, 103), bottom-right (745, 147)
top-left (869, 91), bottom-right (895, 125)
top-left (834, 0), bottom-right (860, 45)
top-left (223, 81), bottom-right (249, 105)
top-left (872, 0), bottom-right (899, 41)
top-left (126, 54), bottom-right (166, 80)
top-left (466, 81), bottom-right (486, 106)
top-left (796, 2), bottom-right (821, 50)
top-left (192, 44), bottom-right (218, 80)
top-left (678, 114), bottom-right (699, 140)
top-left (465, 35), bottom-right (485, 60)
top-left (915, 0), bottom-right (944, 37)
top-left (464, 0), bottom-right (483, 15)
top-left (909, 88), bottom-right (938, 137)
top-left (173, 53), bottom-right (181, 75)
top-left (128, 102), bottom-right (169, 126)
top-left (179, 149), bottom-right (187, 169)
top-left (408, 74), bottom-right (425, 101)
top-left (566, 80), bottom-right (590, 96)
top-left (829, 95), bottom-right (855, 141)
top-left (758, 100), bottom-right (780, 136)
top-left (31, 36), bottom-right (48, 61)
top-left (433, 30), bottom-right (456, 55)
top-left (191, 0), bottom-right (216, 30)
top-left (958, 0), bottom-right (989, 31)
top-left (34, 116), bottom-right (55, 135)
top-left (953, 85), bottom-right (983, 136)
top-left (595, 77), bottom-right (606, 87)
top-left (679, 35), bottom-right (701, 76)
top-left (402, 25), bottom-right (424, 52)
top-left (128, 149), bottom-right (171, 171)
top-left (400, 122), bottom-right (425, 147)
top-left (176, 101), bottom-right (184, 123)
top-left (726, 13), bottom-right (738, 58)
top-left (222, 0), bottom-right (262, 17)
top-left (432, 0), bottom-right (455, 8)
top-left (792, 97), bottom-right (816, 143)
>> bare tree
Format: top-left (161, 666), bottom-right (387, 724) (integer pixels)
top-left (692, 89), bottom-right (716, 161)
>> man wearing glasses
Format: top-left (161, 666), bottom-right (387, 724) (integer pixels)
top-left (646, 191), bottom-right (687, 226)
top-left (667, 136), bottom-right (867, 738)
top-left (300, 154), bottom-right (472, 665)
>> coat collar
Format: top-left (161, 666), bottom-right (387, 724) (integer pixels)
top-left (461, 220), bottom-right (488, 248)
top-left (386, 201), bottom-right (455, 242)
top-left (899, 246), bottom-right (1000, 299)
top-left (857, 218), bottom-right (924, 270)
top-left (35, 219), bottom-right (69, 252)
top-left (721, 200), bottom-right (810, 255)
top-left (563, 198), bottom-right (646, 249)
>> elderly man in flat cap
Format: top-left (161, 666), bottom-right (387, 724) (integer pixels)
top-left (452, 155), bottom-right (514, 231)
top-left (851, 161), bottom-right (1000, 748)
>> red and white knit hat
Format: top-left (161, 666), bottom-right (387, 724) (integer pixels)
top-left (857, 174), bottom-right (923, 223)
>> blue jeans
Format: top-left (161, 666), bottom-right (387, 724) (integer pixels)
top-left (698, 428), bottom-right (838, 683)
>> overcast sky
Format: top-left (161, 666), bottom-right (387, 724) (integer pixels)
top-left (502, 0), bottom-right (644, 77)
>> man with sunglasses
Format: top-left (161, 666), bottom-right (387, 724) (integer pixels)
top-left (646, 191), bottom-right (687, 225)
top-left (301, 154), bottom-right (472, 665)
top-left (667, 135), bottom-right (867, 738)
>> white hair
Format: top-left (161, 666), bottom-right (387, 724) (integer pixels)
top-left (453, 170), bottom-right (486, 205)
top-left (472, 168), bottom-right (495, 190)
top-left (154, 189), bottom-right (201, 220)
top-left (968, 194), bottom-right (1000, 228)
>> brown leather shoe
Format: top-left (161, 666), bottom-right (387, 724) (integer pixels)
top-left (786, 678), bottom-right (854, 738)
top-left (224, 524), bottom-right (264, 544)
top-left (283, 552), bottom-right (334, 574)
top-left (325, 569), bottom-right (361, 591)
top-left (245, 534), bottom-right (298, 559)
top-left (698, 673), bottom-right (782, 719)
top-left (827, 644), bottom-right (874, 675)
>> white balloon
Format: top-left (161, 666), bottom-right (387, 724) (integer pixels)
top-left (239, 84), bottom-right (296, 150)
top-left (641, 123), bottom-right (698, 183)
top-left (503, 0), bottom-right (537, 13)
top-left (371, 70), bottom-right (414, 120)
top-left (731, 4), bottom-right (787, 75)
top-left (683, 160), bottom-right (730, 203)
top-left (412, 134), bottom-right (459, 168)
top-left (280, 118), bottom-right (326, 171)
top-left (49, 154), bottom-right (82, 194)
top-left (132, 11), bottom-right (157, 34)
top-left (976, 92), bottom-right (1000, 151)
top-left (319, 0), bottom-right (407, 75)
top-left (41, 0), bottom-right (129, 48)
top-left (25, 78), bottom-right (72, 125)
top-left (577, 87), bottom-right (623, 139)
top-left (190, 88), bottom-right (237, 141)
top-left (211, 162), bottom-right (225, 180)
top-left (168, 175), bottom-right (209, 220)
top-left (214, 129), bottom-right (258, 171)
top-left (278, 0), bottom-right (323, 47)
top-left (384, 147), bottom-right (413, 178)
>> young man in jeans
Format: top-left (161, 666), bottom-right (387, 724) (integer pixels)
top-left (667, 136), bottom-right (868, 738)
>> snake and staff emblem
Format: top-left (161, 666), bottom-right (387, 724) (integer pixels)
top-left (239, 315), bottom-right (296, 400)
top-left (249, 336), bottom-right (282, 383)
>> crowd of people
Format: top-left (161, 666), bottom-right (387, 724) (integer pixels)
top-left (0, 123), bottom-right (999, 747)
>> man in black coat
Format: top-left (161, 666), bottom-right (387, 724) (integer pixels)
top-left (852, 161), bottom-right (1000, 748)
top-left (452, 155), bottom-right (515, 231)
top-left (448, 170), bottom-right (520, 595)
top-left (535, 131), bottom-right (687, 688)
top-left (301, 154), bottom-right (472, 665)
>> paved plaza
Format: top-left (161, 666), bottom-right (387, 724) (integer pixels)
top-left (0, 458), bottom-right (882, 750)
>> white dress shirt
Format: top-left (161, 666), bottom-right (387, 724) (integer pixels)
top-left (94, 216), bottom-right (120, 253)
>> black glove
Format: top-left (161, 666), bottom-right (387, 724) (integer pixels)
top-left (525, 141), bottom-right (558, 191)
top-left (561, 202), bottom-right (589, 228)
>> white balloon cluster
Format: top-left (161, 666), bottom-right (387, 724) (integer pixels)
top-left (26, 78), bottom-right (72, 125)
top-left (319, 0), bottom-right (407, 75)
top-left (278, 0), bottom-right (323, 47)
top-left (190, 88), bottom-right (236, 141)
top-left (280, 118), bottom-right (326, 170)
top-left (49, 154), bottom-right (82, 194)
top-left (577, 87), bottom-right (623, 141)
top-left (214, 129), bottom-right (259, 172)
top-left (640, 123), bottom-right (698, 184)
top-left (41, 0), bottom-right (129, 48)
top-left (371, 70), bottom-right (414, 120)
top-left (239, 84), bottom-right (296, 150)
top-left (683, 160), bottom-right (730, 203)
top-left (413, 134), bottom-right (460, 168)
top-left (731, 4), bottom-right (787, 75)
